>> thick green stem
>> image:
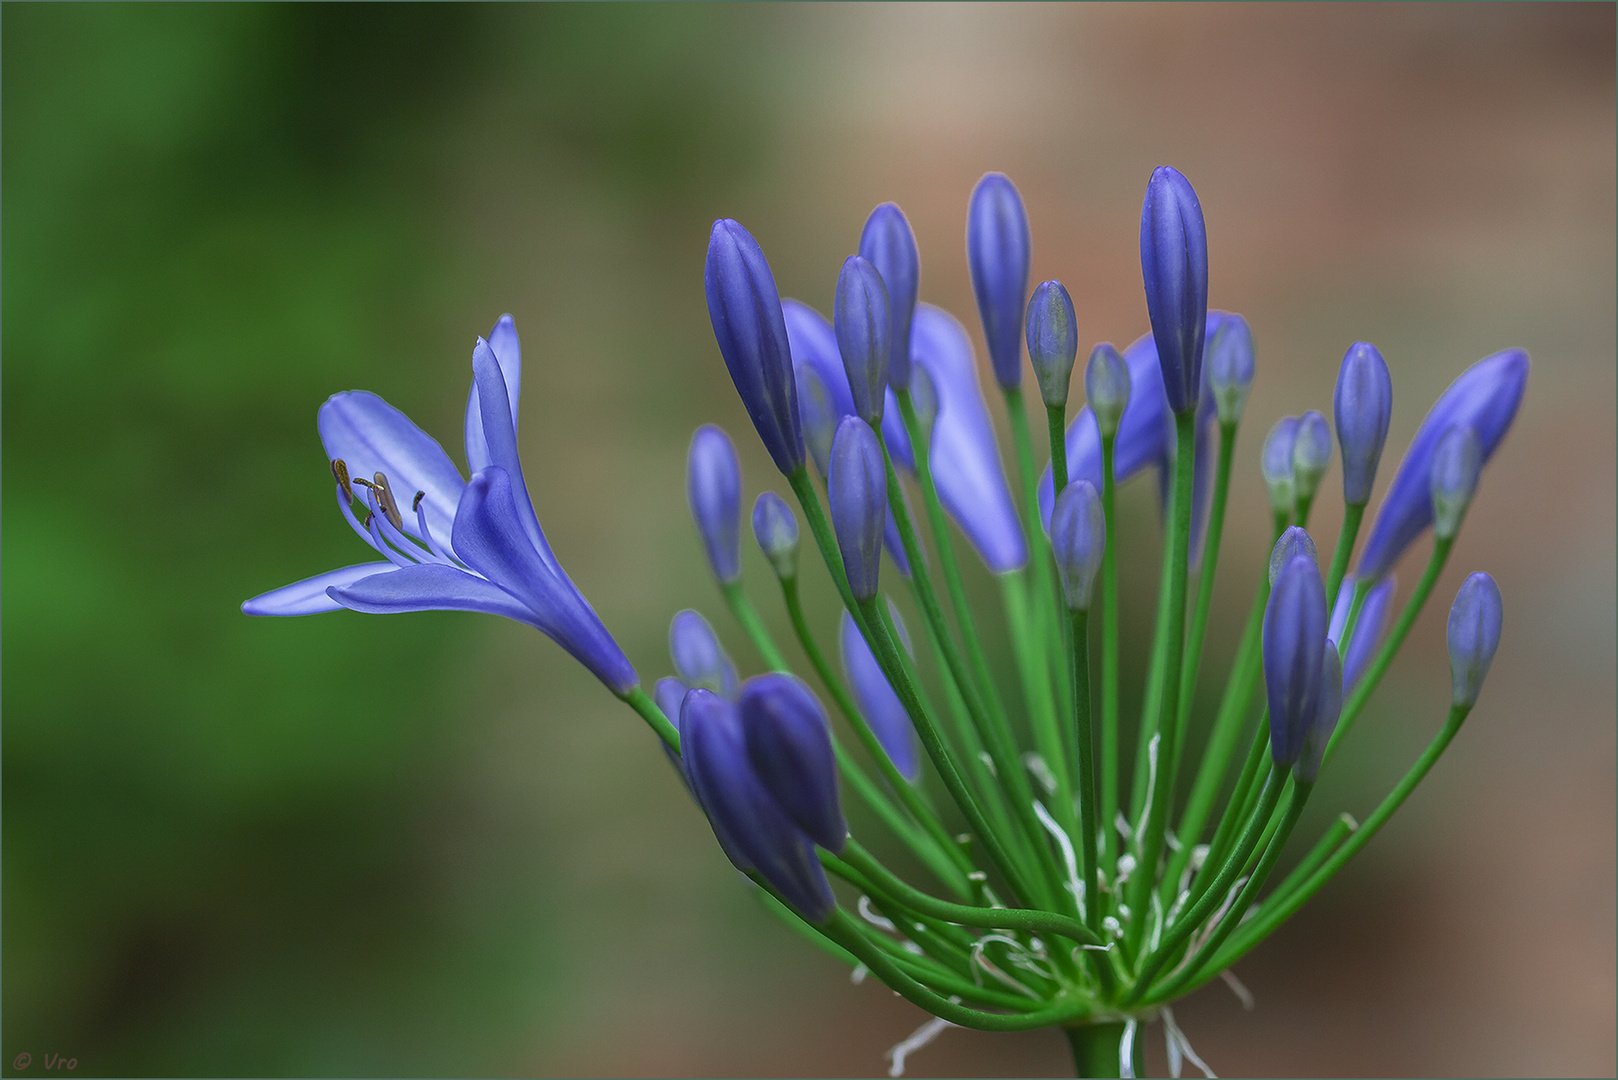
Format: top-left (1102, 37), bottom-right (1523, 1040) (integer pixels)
top-left (1066, 1021), bottom-right (1141, 1078)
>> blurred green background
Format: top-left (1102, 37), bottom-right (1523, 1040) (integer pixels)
top-left (4, 3), bottom-right (1613, 1076)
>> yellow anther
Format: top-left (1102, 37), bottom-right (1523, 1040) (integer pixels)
top-left (331, 459), bottom-right (353, 501)
top-left (372, 472), bottom-right (404, 531)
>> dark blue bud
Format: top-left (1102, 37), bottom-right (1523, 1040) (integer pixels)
top-left (828, 416), bottom-right (888, 601)
top-left (1334, 342), bottom-right (1393, 505)
top-left (1140, 166), bottom-right (1209, 414)
top-left (1269, 525), bottom-right (1318, 587)
top-left (859, 203), bottom-right (920, 389)
top-left (670, 609), bottom-right (738, 698)
top-left (705, 219), bottom-right (804, 475)
top-left (1291, 410), bottom-right (1332, 505)
top-left (1026, 280), bottom-right (1079, 409)
top-left (1206, 313), bottom-right (1255, 425)
top-left (1264, 551), bottom-right (1329, 767)
top-left (1448, 572), bottom-right (1502, 709)
top-left (1329, 574), bottom-right (1396, 690)
top-left (739, 673), bottom-right (846, 852)
top-left (1358, 349), bottom-right (1528, 580)
top-left (1430, 425), bottom-right (1482, 541)
top-left (752, 491), bottom-right (800, 581)
top-left (838, 609), bottom-right (920, 782)
top-left (1262, 415), bottom-right (1300, 517)
top-left (1050, 480), bottom-right (1105, 611)
top-left (680, 688), bottom-right (835, 922)
top-left (1294, 644), bottom-right (1343, 784)
top-left (834, 255), bottom-right (891, 426)
top-left (795, 365), bottom-right (837, 478)
top-left (1084, 342), bottom-right (1132, 438)
top-left (967, 172), bottom-right (1032, 389)
top-left (687, 425), bottom-right (741, 584)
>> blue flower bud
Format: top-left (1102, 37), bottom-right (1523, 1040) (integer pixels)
top-left (1262, 415), bottom-right (1300, 518)
top-left (705, 219), bottom-right (804, 476)
top-left (1334, 342), bottom-right (1393, 505)
top-left (1026, 280), bottom-right (1078, 409)
top-left (967, 172), bottom-right (1032, 389)
top-left (1264, 552), bottom-right (1329, 767)
top-left (1050, 480), bottom-right (1106, 611)
top-left (829, 416), bottom-right (888, 601)
top-left (680, 688), bottom-right (835, 922)
top-left (909, 363), bottom-right (939, 443)
top-left (687, 424), bottom-right (742, 585)
top-left (1084, 342), bottom-right (1132, 438)
top-left (1329, 574), bottom-right (1397, 690)
top-left (859, 202), bottom-right (920, 390)
top-left (752, 492), bottom-right (800, 581)
top-left (1430, 425), bottom-right (1482, 541)
top-left (1205, 312), bottom-right (1255, 425)
top-left (1268, 525), bottom-right (1319, 586)
top-left (739, 673), bottom-right (846, 852)
top-left (670, 609), bottom-right (738, 698)
top-left (834, 255), bottom-right (891, 426)
top-left (838, 609), bottom-right (920, 781)
top-left (1140, 166), bottom-right (1209, 414)
top-left (794, 364), bottom-right (838, 478)
top-left (653, 675), bottom-right (691, 776)
top-left (1294, 644), bottom-right (1343, 785)
top-left (1358, 349), bottom-right (1529, 580)
top-left (1291, 409), bottom-right (1332, 506)
top-left (1447, 572), bottom-right (1502, 709)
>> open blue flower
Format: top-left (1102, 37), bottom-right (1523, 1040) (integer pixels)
top-left (243, 317), bottom-right (637, 695)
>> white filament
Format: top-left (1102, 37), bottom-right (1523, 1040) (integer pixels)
top-left (885, 1009), bottom-right (958, 1078)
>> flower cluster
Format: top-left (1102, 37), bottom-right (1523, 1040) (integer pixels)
top-left (246, 166), bottom-right (1526, 1077)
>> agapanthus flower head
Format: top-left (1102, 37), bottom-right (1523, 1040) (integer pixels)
top-left (1329, 574), bottom-right (1397, 690)
top-left (1261, 415), bottom-right (1301, 518)
top-left (1264, 551), bottom-right (1329, 767)
top-left (243, 324), bottom-right (638, 695)
top-left (829, 415), bottom-right (888, 601)
top-left (705, 219), bottom-right (804, 476)
top-left (1291, 409), bottom-right (1332, 506)
top-left (967, 172), bottom-right (1032, 389)
top-left (834, 255), bottom-right (892, 427)
top-left (1334, 341), bottom-right (1393, 505)
top-left (1085, 342), bottom-right (1132, 438)
top-left (687, 424), bottom-right (742, 585)
top-left (1294, 644), bottom-right (1343, 785)
top-left (670, 609), bottom-right (738, 698)
top-left (838, 608), bottom-right (921, 782)
top-left (1447, 572), bottom-right (1503, 709)
top-left (859, 202), bottom-right (920, 390)
top-left (1026, 279), bottom-right (1079, 409)
top-left (1268, 526), bottom-right (1318, 587)
top-left (1050, 479), bottom-right (1105, 611)
top-left (1430, 424), bottom-right (1482, 541)
top-left (1205, 312), bottom-right (1255, 425)
top-left (752, 491), bottom-right (800, 581)
top-left (1357, 348), bottom-right (1529, 580)
top-left (680, 688), bottom-right (835, 922)
top-left (739, 673), bottom-right (847, 853)
top-left (1139, 165), bottom-right (1209, 415)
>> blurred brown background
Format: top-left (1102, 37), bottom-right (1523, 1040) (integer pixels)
top-left (4, 3), bottom-right (1613, 1077)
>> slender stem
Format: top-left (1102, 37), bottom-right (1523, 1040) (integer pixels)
top-left (1047, 402), bottom-right (1071, 495)
top-left (621, 686), bottom-right (679, 751)
top-left (1068, 610), bottom-right (1101, 933)
top-left (1098, 433), bottom-right (1120, 872)
top-left (1002, 570), bottom-right (1081, 843)
top-left (1066, 1022), bottom-right (1139, 1078)
top-left (720, 580), bottom-right (790, 671)
top-left (1128, 501), bottom-right (1179, 827)
top-left (1323, 501), bottom-right (1367, 603)
top-left (1005, 386), bottom-right (1073, 727)
top-left (751, 883), bottom-right (859, 967)
top-left (1262, 811), bottom-right (1358, 914)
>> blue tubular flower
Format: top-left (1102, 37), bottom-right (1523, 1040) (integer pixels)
top-left (244, 331), bottom-right (638, 695)
top-left (1357, 349), bottom-right (1529, 580)
top-left (838, 610), bottom-right (921, 782)
top-left (687, 425), bottom-right (742, 585)
top-left (1261, 415), bottom-right (1300, 519)
top-left (859, 202), bottom-right (920, 390)
top-left (834, 255), bottom-right (891, 426)
top-left (829, 416), bottom-right (888, 601)
top-left (967, 172), bottom-right (1032, 389)
top-left (705, 219), bottom-right (804, 476)
top-left (1329, 574), bottom-right (1396, 689)
top-left (670, 609), bottom-right (738, 698)
top-left (1430, 425), bottom-right (1482, 541)
top-left (883, 305), bottom-right (1028, 573)
top-left (1291, 409), bottom-right (1332, 506)
top-left (1206, 312), bottom-right (1255, 426)
top-left (1268, 524), bottom-right (1319, 586)
top-left (752, 492), bottom-right (800, 581)
top-left (1085, 342), bottom-right (1132, 438)
top-left (1334, 342), bottom-right (1393, 505)
top-left (1294, 644), bottom-right (1343, 785)
top-left (1139, 166), bottom-right (1209, 414)
top-left (1027, 280), bottom-right (1079, 409)
top-left (680, 689), bottom-right (836, 922)
top-left (739, 673), bottom-right (847, 852)
top-left (654, 677), bottom-right (691, 731)
top-left (1264, 549), bottom-right (1328, 767)
top-left (1050, 480), bottom-right (1105, 611)
top-left (1448, 572), bottom-right (1503, 709)
top-left (465, 314), bottom-right (522, 474)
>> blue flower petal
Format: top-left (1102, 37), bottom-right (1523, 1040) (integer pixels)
top-left (318, 391), bottom-right (466, 550)
top-left (243, 562), bottom-right (399, 616)
top-left (465, 314), bottom-right (523, 474)
top-left (326, 562), bottom-right (538, 625)
top-left (469, 336), bottom-right (561, 576)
